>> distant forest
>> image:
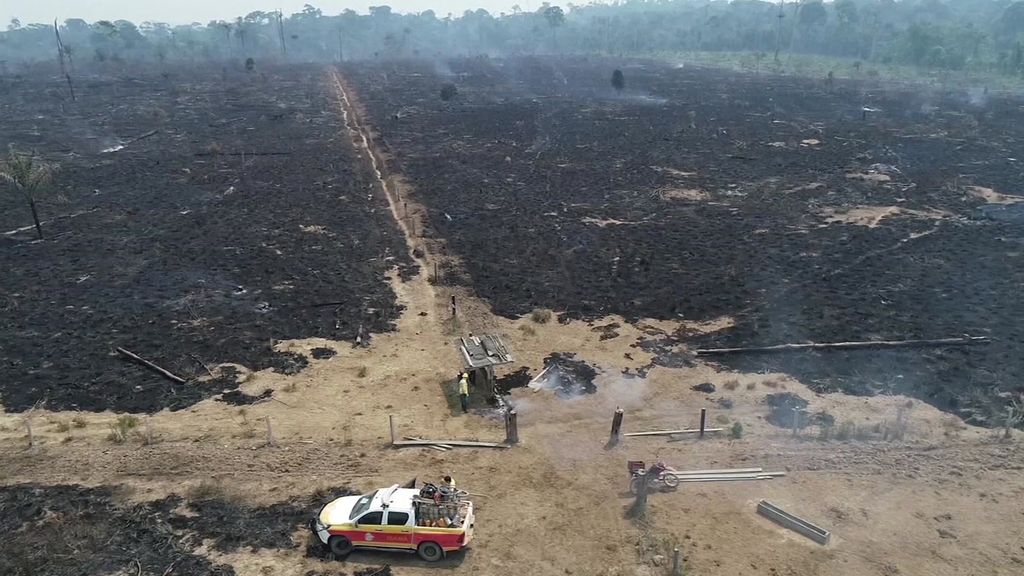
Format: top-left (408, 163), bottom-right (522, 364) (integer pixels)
top-left (2, 1), bottom-right (1024, 75)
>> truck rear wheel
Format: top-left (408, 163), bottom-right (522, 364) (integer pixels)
top-left (417, 541), bottom-right (444, 562)
top-left (328, 535), bottom-right (353, 558)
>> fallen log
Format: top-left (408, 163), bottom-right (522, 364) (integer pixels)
top-left (116, 347), bottom-right (186, 384)
top-left (696, 336), bottom-right (990, 356)
top-left (392, 439), bottom-right (509, 449)
top-left (623, 428), bottom-right (723, 437)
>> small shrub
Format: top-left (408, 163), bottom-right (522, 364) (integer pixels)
top-left (237, 410), bottom-right (256, 438)
top-left (107, 415), bottom-right (140, 444)
top-left (611, 69), bottom-right (625, 91)
top-left (71, 415), bottom-right (87, 428)
top-left (715, 414), bottom-right (730, 425)
top-left (530, 308), bottom-right (553, 324)
top-left (746, 382), bottom-right (757, 391)
top-left (518, 323), bottom-right (536, 336)
top-left (283, 381), bottom-right (298, 393)
top-left (244, 57), bottom-right (255, 71)
top-left (723, 379), bottom-right (739, 391)
top-left (356, 366), bottom-right (369, 378)
top-left (762, 379), bottom-right (781, 389)
top-left (52, 419), bottom-right (71, 433)
top-left (188, 480), bottom-right (231, 502)
top-left (730, 421), bottom-right (744, 439)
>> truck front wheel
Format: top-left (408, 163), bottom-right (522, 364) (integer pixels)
top-left (417, 541), bottom-right (444, 562)
top-left (329, 535), bottom-right (353, 558)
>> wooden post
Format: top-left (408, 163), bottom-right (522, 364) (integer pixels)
top-left (389, 414), bottom-right (396, 445)
top-left (699, 408), bottom-right (707, 438)
top-left (610, 408), bottom-right (624, 445)
top-left (451, 295), bottom-right (457, 318)
top-left (633, 474), bottom-right (648, 517)
top-left (266, 416), bottom-right (275, 447)
top-left (505, 410), bottom-right (519, 445)
top-left (25, 417), bottom-right (35, 450)
top-left (672, 547), bottom-right (681, 576)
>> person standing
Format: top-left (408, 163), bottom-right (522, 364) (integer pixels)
top-left (458, 372), bottom-right (470, 413)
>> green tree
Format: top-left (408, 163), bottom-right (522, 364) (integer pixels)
top-left (0, 149), bottom-right (54, 240)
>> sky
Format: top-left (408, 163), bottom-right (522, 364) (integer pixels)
top-left (2, 0), bottom-right (545, 26)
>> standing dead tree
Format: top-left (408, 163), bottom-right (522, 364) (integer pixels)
top-left (53, 20), bottom-right (76, 101)
top-left (0, 149), bottom-right (54, 240)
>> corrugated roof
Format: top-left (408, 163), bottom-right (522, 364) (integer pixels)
top-left (457, 334), bottom-right (513, 369)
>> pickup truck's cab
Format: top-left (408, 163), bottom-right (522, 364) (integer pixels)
top-left (312, 484), bottom-right (474, 562)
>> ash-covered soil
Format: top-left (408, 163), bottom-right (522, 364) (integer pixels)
top-left (0, 64), bottom-right (412, 413)
top-left (0, 483), bottom-right (358, 576)
top-left (344, 56), bottom-right (1024, 423)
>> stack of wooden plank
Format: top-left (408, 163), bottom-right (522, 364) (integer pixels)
top-left (394, 436), bottom-right (509, 451)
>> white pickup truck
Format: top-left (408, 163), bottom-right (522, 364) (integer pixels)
top-left (311, 483), bottom-right (475, 562)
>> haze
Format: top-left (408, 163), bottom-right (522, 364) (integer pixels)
top-left (1, 0), bottom-right (535, 25)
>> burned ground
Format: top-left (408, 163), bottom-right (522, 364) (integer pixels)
top-left (0, 65), bottom-right (411, 413)
top-left (344, 57), bottom-right (1024, 423)
top-left (0, 482), bottom-right (359, 576)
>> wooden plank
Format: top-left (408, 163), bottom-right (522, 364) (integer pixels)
top-left (669, 471), bottom-right (786, 480)
top-left (392, 439), bottom-right (509, 448)
top-left (669, 467), bottom-right (763, 475)
top-left (623, 428), bottom-right (724, 437)
top-left (696, 336), bottom-right (989, 356)
top-left (675, 476), bottom-right (777, 483)
top-left (757, 500), bottom-right (831, 545)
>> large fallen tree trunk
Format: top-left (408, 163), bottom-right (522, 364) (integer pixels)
top-left (696, 336), bottom-right (989, 356)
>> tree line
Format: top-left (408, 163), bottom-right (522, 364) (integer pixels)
top-left (2, 1), bottom-right (1024, 75)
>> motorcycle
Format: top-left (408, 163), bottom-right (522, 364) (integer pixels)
top-left (627, 460), bottom-right (679, 494)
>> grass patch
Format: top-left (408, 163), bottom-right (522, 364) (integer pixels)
top-left (730, 421), bottom-right (744, 439)
top-left (187, 480), bottom-right (235, 503)
top-left (356, 366), bottom-right (369, 378)
top-left (518, 323), bottom-right (536, 336)
top-left (715, 414), bottom-right (730, 425)
top-left (746, 382), bottom-right (757, 391)
top-left (71, 415), bottom-right (88, 428)
top-left (530, 308), bottom-right (553, 324)
top-left (52, 419), bottom-right (71, 433)
top-left (107, 415), bottom-right (140, 444)
top-left (722, 379), bottom-right (739, 391)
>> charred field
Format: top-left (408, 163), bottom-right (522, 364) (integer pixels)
top-left (0, 64), bottom-right (411, 413)
top-left (345, 56), bottom-right (1024, 423)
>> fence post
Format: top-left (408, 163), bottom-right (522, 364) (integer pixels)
top-left (610, 408), bottom-right (624, 445)
top-left (265, 416), bottom-right (275, 447)
top-left (505, 410), bottom-right (519, 445)
top-left (699, 408), bottom-right (707, 438)
top-left (389, 414), bottom-right (396, 445)
top-left (672, 547), bottom-right (681, 576)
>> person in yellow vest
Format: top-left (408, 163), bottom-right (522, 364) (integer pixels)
top-left (458, 372), bottom-right (470, 413)
top-left (442, 474), bottom-right (456, 490)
